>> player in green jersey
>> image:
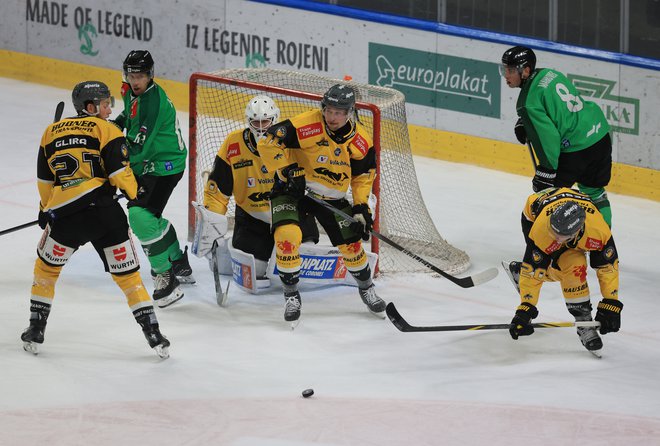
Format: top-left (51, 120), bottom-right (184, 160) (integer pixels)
top-left (114, 50), bottom-right (193, 307)
top-left (500, 46), bottom-right (613, 227)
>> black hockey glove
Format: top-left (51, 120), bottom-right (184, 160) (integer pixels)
top-left (532, 166), bottom-right (557, 192)
top-left (514, 118), bottom-right (527, 144)
top-left (127, 177), bottom-right (148, 209)
top-left (351, 203), bottom-right (373, 241)
top-left (38, 209), bottom-right (55, 229)
top-left (595, 298), bottom-right (623, 334)
top-left (509, 302), bottom-right (539, 340)
top-left (273, 163), bottom-right (306, 200)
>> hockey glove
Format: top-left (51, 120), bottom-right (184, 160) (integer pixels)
top-left (595, 298), bottom-right (623, 334)
top-left (514, 118), bottom-right (527, 144)
top-left (273, 163), bottom-right (306, 200)
top-left (351, 203), bottom-right (373, 241)
top-left (191, 201), bottom-right (228, 258)
top-left (532, 166), bottom-right (557, 192)
top-left (38, 209), bottom-right (55, 229)
top-left (127, 177), bottom-right (148, 209)
top-left (509, 302), bottom-right (539, 340)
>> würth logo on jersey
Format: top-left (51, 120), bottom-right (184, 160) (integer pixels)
top-left (351, 134), bottom-right (369, 155)
top-left (113, 247), bottom-right (127, 261)
top-left (227, 143), bottom-right (240, 159)
top-left (52, 245), bottom-right (67, 257)
top-left (297, 123), bottom-right (323, 139)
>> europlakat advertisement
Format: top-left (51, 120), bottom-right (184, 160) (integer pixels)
top-left (2, 0), bottom-right (658, 169)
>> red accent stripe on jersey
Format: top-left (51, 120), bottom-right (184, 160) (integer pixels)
top-left (351, 133), bottom-right (369, 156)
top-left (130, 100), bottom-right (138, 119)
top-left (297, 122), bottom-right (323, 139)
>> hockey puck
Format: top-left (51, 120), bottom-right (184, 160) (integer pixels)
top-left (302, 388), bottom-right (314, 398)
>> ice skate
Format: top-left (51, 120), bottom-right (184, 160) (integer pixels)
top-left (501, 261), bottom-right (521, 293)
top-left (143, 326), bottom-right (171, 359)
top-left (284, 291), bottom-right (302, 329)
top-left (152, 268), bottom-right (184, 308)
top-left (171, 246), bottom-right (195, 284)
top-left (359, 284), bottom-right (386, 318)
top-left (21, 324), bottom-right (45, 355)
top-left (577, 326), bottom-right (603, 357)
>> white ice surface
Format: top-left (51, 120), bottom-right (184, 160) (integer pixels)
top-left (1, 78), bottom-right (659, 445)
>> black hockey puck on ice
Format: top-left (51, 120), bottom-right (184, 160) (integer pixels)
top-left (302, 388), bottom-right (314, 398)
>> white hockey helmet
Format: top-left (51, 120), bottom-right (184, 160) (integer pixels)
top-left (245, 95), bottom-right (280, 140)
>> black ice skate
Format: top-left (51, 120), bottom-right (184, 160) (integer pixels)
top-left (21, 323), bottom-right (46, 355)
top-left (171, 246), bottom-right (195, 284)
top-left (567, 301), bottom-right (603, 357)
top-left (152, 268), bottom-right (184, 308)
top-left (501, 261), bottom-right (521, 293)
top-left (284, 290), bottom-right (302, 328)
top-left (142, 326), bottom-right (171, 359)
top-left (359, 284), bottom-right (386, 318)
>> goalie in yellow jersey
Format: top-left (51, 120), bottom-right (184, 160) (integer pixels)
top-left (502, 187), bottom-right (622, 356)
top-left (21, 81), bottom-right (170, 358)
top-left (257, 84), bottom-right (386, 325)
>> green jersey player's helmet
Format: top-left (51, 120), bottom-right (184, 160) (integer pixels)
top-left (500, 45), bottom-right (536, 75)
top-left (123, 50), bottom-right (155, 81)
top-left (72, 81), bottom-right (114, 116)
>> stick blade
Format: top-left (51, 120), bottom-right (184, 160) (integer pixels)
top-left (53, 101), bottom-right (65, 123)
top-left (469, 267), bottom-right (499, 286)
top-left (385, 302), bottom-right (412, 332)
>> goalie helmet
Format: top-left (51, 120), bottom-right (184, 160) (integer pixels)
top-left (321, 84), bottom-right (356, 112)
top-left (245, 95), bottom-right (280, 140)
top-left (550, 201), bottom-right (586, 236)
top-left (501, 46), bottom-right (536, 72)
top-left (72, 81), bottom-right (113, 116)
top-left (123, 50), bottom-right (154, 80)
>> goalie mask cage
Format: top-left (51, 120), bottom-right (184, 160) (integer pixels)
top-left (188, 68), bottom-right (469, 275)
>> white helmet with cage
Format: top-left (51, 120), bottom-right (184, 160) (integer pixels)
top-left (245, 95), bottom-right (280, 140)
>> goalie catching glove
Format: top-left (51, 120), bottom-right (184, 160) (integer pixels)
top-left (351, 203), bottom-right (373, 241)
top-left (191, 201), bottom-right (228, 258)
top-left (509, 302), bottom-right (538, 340)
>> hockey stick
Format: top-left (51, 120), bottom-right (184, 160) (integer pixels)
top-left (304, 192), bottom-right (498, 288)
top-left (526, 140), bottom-right (537, 170)
top-left (211, 242), bottom-right (230, 306)
top-left (386, 302), bottom-right (600, 333)
top-left (54, 101), bottom-right (65, 123)
top-left (0, 194), bottom-right (127, 237)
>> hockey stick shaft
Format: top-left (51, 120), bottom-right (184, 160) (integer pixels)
top-left (54, 101), bottom-right (65, 123)
top-left (386, 302), bottom-right (600, 333)
top-left (526, 140), bottom-right (537, 170)
top-left (304, 192), bottom-right (497, 288)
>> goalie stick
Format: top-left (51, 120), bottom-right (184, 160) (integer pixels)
top-left (211, 242), bottom-right (230, 306)
top-left (386, 302), bottom-right (601, 333)
top-left (304, 192), bottom-right (497, 288)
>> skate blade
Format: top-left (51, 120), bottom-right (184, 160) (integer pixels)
top-left (155, 288), bottom-right (184, 308)
top-left (153, 345), bottom-right (170, 359)
top-left (369, 309), bottom-right (386, 319)
top-left (23, 342), bottom-right (39, 355)
top-left (501, 261), bottom-right (521, 292)
top-left (588, 349), bottom-right (603, 358)
top-left (289, 318), bottom-right (301, 330)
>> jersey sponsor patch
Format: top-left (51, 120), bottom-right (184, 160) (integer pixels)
top-left (38, 235), bottom-right (74, 266)
top-left (350, 133), bottom-right (369, 156)
top-left (297, 122), bottom-right (323, 140)
top-left (544, 240), bottom-right (562, 254)
top-left (585, 237), bottom-right (603, 250)
top-left (247, 177), bottom-right (256, 188)
top-left (317, 155), bottom-right (328, 163)
top-left (227, 143), bottom-right (240, 159)
top-left (231, 259), bottom-right (253, 291)
top-left (104, 240), bottom-right (139, 273)
top-left (273, 255), bottom-right (348, 279)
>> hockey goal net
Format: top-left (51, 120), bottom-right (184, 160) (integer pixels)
top-left (188, 68), bottom-right (469, 275)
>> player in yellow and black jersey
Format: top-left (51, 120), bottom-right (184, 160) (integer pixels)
top-left (257, 84), bottom-right (385, 325)
top-left (192, 95), bottom-right (317, 277)
top-left (502, 187), bottom-right (623, 355)
top-left (21, 81), bottom-right (170, 358)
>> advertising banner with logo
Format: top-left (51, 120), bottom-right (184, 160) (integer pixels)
top-left (1, 0), bottom-right (657, 169)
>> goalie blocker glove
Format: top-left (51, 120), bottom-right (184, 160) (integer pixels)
top-left (351, 203), bottom-right (373, 241)
top-left (532, 166), bottom-right (557, 192)
top-left (595, 298), bottom-right (623, 334)
top-left (509, 302), bottom-right (538, 340)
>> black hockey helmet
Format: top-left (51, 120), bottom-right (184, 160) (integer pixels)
top-left (123, 50), bottom-right (154, 79)
top-left (321, 84), bottom-right (356, 111)
top-left (501, 45), bottom-right (536, 72)
top-left (550, 201), bottom-right (586, 236)
top-left (72, 81), bottom-right (113, 115)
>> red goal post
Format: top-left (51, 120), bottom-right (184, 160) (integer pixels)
top-left (188, 68), bottom-right (470, 275)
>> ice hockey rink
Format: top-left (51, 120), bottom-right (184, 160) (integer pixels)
top-left (1, 77), bottom-right (660, 445)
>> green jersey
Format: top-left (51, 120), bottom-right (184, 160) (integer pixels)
top-left (517, 68), bottom-right (610, 170)
top-left (115, 81), bottom-right (187, 176)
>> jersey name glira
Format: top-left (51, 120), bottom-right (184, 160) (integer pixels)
top-left (205, 129), bottom-right (273, 222)
top-left (37, 116), bottom-right (136, 217)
